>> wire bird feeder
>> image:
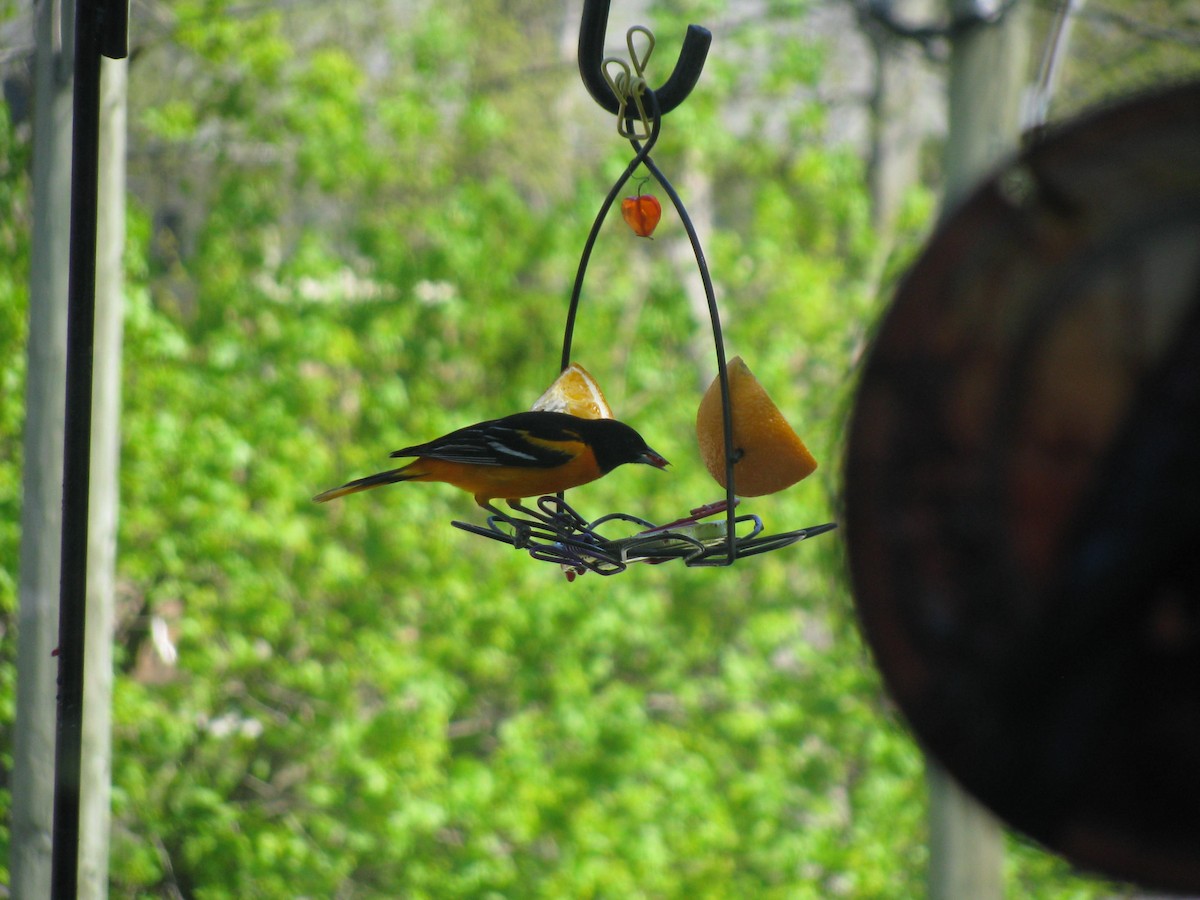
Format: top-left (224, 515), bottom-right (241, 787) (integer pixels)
top-left (453, 0), bottom-right (836, 576)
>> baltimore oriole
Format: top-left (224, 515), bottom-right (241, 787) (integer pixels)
top-left (313, 410), bottom-right (669, 508)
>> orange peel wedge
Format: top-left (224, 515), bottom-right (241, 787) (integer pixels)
top-left (696, 356), bottom-right (817, 496)
top-left (532, 362), bottom-right (614, 420)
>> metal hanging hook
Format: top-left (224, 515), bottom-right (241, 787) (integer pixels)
top-left (577, 0), bottom-right (712, 117)
top-left (602, 27), bottom-right (656, 140)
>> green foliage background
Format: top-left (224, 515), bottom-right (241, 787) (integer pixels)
top-left (3, 0), bottom-right (1181, 895)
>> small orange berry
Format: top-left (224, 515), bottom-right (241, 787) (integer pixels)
top-left (621, 194), bottom-right (662, 238)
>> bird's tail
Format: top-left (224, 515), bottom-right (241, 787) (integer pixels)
top-left (312, 466), bottom-right (418, 503)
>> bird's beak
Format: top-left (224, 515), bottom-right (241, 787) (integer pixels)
top-left (638, 449), bottom-right (670, 469)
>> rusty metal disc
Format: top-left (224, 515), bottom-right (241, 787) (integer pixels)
top-left (844, 82), bottom-right (1200, 891)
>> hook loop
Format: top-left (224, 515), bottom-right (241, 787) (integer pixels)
top-left (578, 0), bottom-right (711, 117)
top-left (625, 24), bottom-right (654, 79)
top-left (601, 28), bottom-right (657, 141)
top-left (602, 27), bottom-right (656, 140)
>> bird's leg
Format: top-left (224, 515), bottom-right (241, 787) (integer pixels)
top-left (505, 498), bottom-right (562, 530)
top-left (476, 500), bottom-right (534, 547)
top-left (478, 500), bottom-right (507, 520)
top-left (537, 495), bottom-right (592, 533)
top-left (510, 497), bottom-right (592, 537)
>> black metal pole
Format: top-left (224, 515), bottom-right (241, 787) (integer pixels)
top-left (52, 0), bottom-right (127, 894)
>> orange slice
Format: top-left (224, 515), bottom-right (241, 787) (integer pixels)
top-left (532, 362), bottom-right (614, 420)
top-left (696, 356), bottom-right (817, 496)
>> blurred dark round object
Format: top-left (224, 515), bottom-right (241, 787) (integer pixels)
top-left (844, 82), bottom-right (1200, 891)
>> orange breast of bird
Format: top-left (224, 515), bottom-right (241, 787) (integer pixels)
top-left (404, 441), bottom-right (602, 503)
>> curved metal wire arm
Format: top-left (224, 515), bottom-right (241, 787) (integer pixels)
top-left (453, 497), bottom-right (837, 579)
